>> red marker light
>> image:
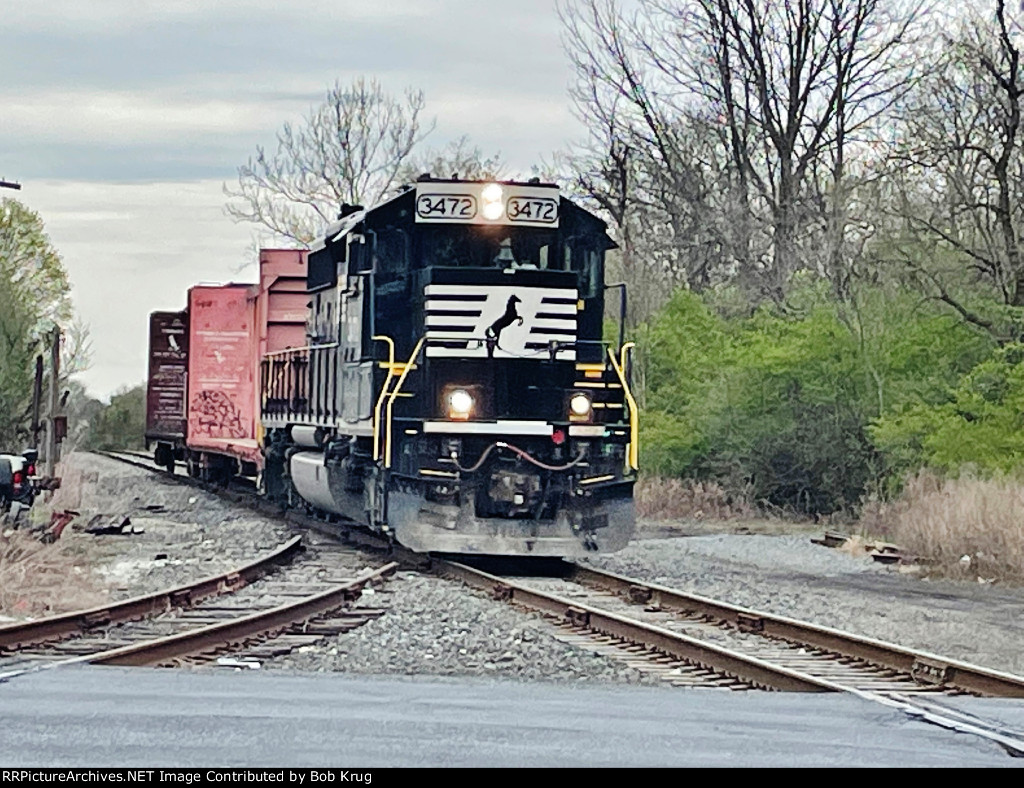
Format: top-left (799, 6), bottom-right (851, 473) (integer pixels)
top-left (26, 464), bottom-right (35, 476)
top-left (552, 429), bottom-right (566, 445)
top-left (12, 471), bottom-right (23, 488)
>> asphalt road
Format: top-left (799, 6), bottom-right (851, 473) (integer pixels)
top-left (0, 666), bottom-right (1021, 767)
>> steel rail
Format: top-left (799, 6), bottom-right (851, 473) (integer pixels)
top-left (567, 562), bottom-right (1024, 698)
top-left (96, 450), bottom-right (1024, 698)
top-left (85, 452), bottom-right (1024, 755)
top-left (0, 536), bottom-right (303, 651)
top-left (97, 450), bottom-right (202, 485)
top-left (99, 450), bottom-right (259, 494)
top-left (866, 692), bottom-right (1024, 758)
top-left (0, 563), bottom-right (396, 681)
top-left (440, 560), bottom-right (836, 692)
top-left (88, 562), bottom-right (397, 667)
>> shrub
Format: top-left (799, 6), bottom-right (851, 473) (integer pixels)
top-left (872, 344), bottom-right (1024, 479)
top-left (637, 284), bottom-right (993, 514)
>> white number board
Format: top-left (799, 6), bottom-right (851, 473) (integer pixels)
top-left (415, 182), bottom-right (560, 228)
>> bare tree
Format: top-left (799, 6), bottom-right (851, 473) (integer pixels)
top-left (559, 0), bottom-right (921, 304)
top-left (560, 0), bottom-right (735, 321)
top-left (889, 1), bottom-right (1024, 337)
top-left (398, 135), bottom-right (506, 184)
top-left (225, 77), bottom-right (432, 245)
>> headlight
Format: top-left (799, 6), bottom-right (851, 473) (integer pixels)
top-left (569, 392), bottom-right (592, 418)
top-left (481, 183), bottom-right (504, 220)
top-left (448, 388), bottom-right (475, 420)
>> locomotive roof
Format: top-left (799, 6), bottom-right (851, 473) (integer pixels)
top-left (311, 178), bottom-right (615, 253)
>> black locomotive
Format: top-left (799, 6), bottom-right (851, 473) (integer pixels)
top-left (261, 177), bottom-right (637, 556)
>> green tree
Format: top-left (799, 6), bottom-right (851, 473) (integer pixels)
top-left (872, 343), bottom-right (1024, 477)
top-left (83, 385), bottom-right (146, 452)
top-left (0, 267), bottom-right (37, 446)
top-left (0, 198), bottom-right (73, 448)
top-left (62, 379), bottom-right (105, 451)
top-left (640, 282), bottom-right (993, 512)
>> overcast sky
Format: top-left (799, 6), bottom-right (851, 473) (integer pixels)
top-left (1, 0), bottom-right (586, 399)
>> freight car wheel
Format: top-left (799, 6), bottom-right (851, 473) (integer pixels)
top-left (154, 443), bottom-right (175, 474)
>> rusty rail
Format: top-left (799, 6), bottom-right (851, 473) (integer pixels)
top-left (0, 537), bottom-right (303, 651)
top-left (90, 562), bottom-right (397, 667)
top-left (568, 562), bottom-right (1024, 698)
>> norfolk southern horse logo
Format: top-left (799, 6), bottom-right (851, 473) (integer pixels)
top-left (485, 294), bottom-right (522, 358)
top-left (424, 284), bottom-right (578, 360)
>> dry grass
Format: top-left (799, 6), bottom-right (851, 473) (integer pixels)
top-left (866, 472), bottom-right (1024, 584)
top-left (836, 533), bottom-right (872, 558)
top-left (0, 530), bottom-right (107, 618)
top-left (636, 476), bottom-right (754, 521)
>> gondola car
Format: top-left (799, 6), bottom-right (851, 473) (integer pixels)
top-left (261, 177), bottom-right (638, 556)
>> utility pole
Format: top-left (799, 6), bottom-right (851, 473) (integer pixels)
top-left (31, 355), bottom-right (43, 449)
top-left (0, 179), bottom-right (21, 191)
top-left (45, 326), bottom-right (61, 480)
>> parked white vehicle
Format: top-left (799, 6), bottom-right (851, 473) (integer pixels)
top-left (0, 450), bottom-right (38, 523)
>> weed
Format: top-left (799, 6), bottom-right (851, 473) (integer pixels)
top-left (0, 530), bottom-right (106, 618)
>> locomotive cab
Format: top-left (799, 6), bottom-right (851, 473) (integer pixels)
top-left (261, 178), bottom-right (637, 556)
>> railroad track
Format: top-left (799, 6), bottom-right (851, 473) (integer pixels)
top-left (95, 450), bottom-right (424, 560)
top-left (96, 450), bottom-right (1024, 697)
top-left (440, 560), bottom-right (1024, 756)
top-left (96, 450), bottom-right (396, 551)
top-left (98, 449), bottom-right (256, 496)
top-left (0, 533), bottom-right (396, 680)
top-left (88, 451), bottom-right (1024, 755)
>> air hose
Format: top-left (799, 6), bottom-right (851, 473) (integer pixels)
top-left (451, 441), bottom-right (586, 474)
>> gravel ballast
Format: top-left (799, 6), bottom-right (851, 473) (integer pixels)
top-left (36, 453), bottom-right (294, 597)
top-left (276, 571), bottom-right (656, 684)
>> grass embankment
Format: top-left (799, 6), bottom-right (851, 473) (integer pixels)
top-left (0, 530), bottom-right (105, 618)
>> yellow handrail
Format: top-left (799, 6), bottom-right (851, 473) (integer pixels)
top-left (383, 337), bottom-right (425, 469)
top-left (373, 335), bottom-right (396, 367)
top-left (607, 345), bottom-right (639, 472)
top-left (371, 336), bottom-right (397, 461)
top-left (620, 341), bottom-right (635, 376)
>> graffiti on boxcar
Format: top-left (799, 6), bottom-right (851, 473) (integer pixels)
top-left (189, 390), bottom-right (247, 438)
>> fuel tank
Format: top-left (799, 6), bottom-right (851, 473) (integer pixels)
top-left (289, 451), bottom-right (345, 515)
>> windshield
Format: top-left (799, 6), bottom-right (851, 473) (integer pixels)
top-left (418, 226), bottom-right (559, 270)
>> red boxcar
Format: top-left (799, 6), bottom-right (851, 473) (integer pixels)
top-left (257, 249), bottom-right (309, 360)
top-left (181, 250), bottom-right (308, 480)
top-left (186, 283), bottom-right (260, 471)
